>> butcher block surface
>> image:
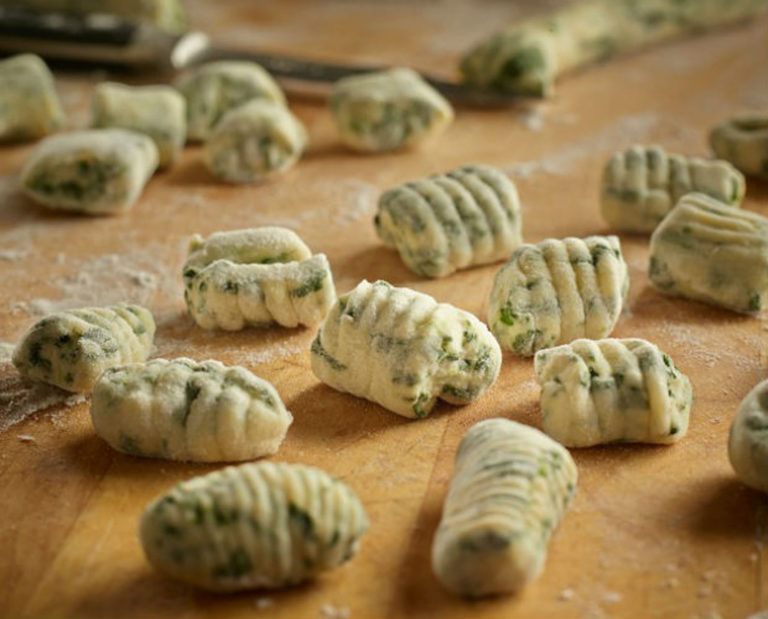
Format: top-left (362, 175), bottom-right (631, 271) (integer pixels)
top-left (1, 2), bottom-right (767, 618)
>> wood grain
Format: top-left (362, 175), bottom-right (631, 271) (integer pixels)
top-left (1, 2), bottom-right (767, 618)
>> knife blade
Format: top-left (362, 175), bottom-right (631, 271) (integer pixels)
top-left (0, 5), bottom-right (525, 106)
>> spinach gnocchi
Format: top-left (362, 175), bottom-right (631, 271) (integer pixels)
top-left (204, 99), bottom-right (307, 184)
top-left (139, 462), bottom-right (369, 591)
top-left (432, 418), bottom-right (577, 597)
top-left (330, 68), bottom-right (454, 153)
top-left (183, 227), bottom-right (336, 330)
top-left (91, 358), bottom-right (292, 462)
top-left (488, 236), bottom-right (629, 356)
top-left (601, 145), bottom-right (745, 233)
top-left (0, 54), bottom-right (65, 142)
top-left (20, 128), bottom-right (159, 215)
top-left (710, 113), bottom-right (768, 181)
top-left (729, 380), bottom-right (768, 494)
top-left (310, 280), bottom-right (501, 419)
top-left (174, 61), bottom-right (285, 141)
top-left (460, 0), bottom-right (768, 96)
top-left (534, 338), bottom-right (692, 447)
top-left (375, 164), bottom-right (522, 277)
top-left (649, 193), bottom-right (768, 314)
top-left (91, 82), bottom-right (186, 168)
top-left (12, 304), bottom-right (155, 393)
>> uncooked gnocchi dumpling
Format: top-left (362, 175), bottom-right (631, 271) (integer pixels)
top-left (649, 192), bottom-right (768, 314)
top-left (0, 54), bottom-right (65, 142)
top-left (12, 304), bottom-right (155, 393)
top-left (139, 461), bottom-right (369, 591)
top-left (204, 99), bottom-right (307, 183)
top-left (20, 128), bottom-right (159, 215)
top-left (432, 418), bottom-right (577, 597)
top-left (460, 0), bottom-right (767, 97)
top-left (600, 145), bottom-right (745, 233)
top-left (330, 68), bottom-right (454, 152)
top-left (487, 236), bottom-right (629, 356)
top-left (310, 280), bottom-right (501, 418)
top-left (91, 82), bottom-right (186, 168)
top-left (10, 0), bottom-right (187, 33)
top-left (534, 338), bottom-right (692, 447)
top-left (183, 227), bottom-right (336, 330)
top-left (374, 164), bottom-right (522, 277)
top-left (91, 358), bottom-right (292, 462)
top-left (729, 379), bottom-right (768, 493)
top-left (710, 113), bottom-right (768, 181)
top-left (174, 60), bottom-right (285, 141)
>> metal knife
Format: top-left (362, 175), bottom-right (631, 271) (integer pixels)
top-left (0, 5), bottom-right (523, 106)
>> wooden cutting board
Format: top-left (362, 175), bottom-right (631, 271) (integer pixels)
top-left (1, 2), bottom-right (767, 618)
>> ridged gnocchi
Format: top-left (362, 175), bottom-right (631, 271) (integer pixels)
top-left (183, 227), bottom-right (336, 330)
top-left (601, 145), bottom-right (745, 233)
top-left (204, 99), bottom-right (307, 184)
top-left (12, 304), bottom-right (155, 392)
top-left (488, 236), bottom-right (629, 356)
top-left (374, 164), bottom-right (522, 277)
top-left (91, 358), bottom-right (292, 462)
top-left (534, 338), bottom-right (692, 447)
top-left (729, 379), bottom-right (768, 494)
top-left (649, 193), bottom-right (768, 314)
top-left (20, 128), bottom-right (159, 215)
top-left (310, 280), bottom-right (501, 418)
top-left (174, 60), bottom-right (285, 141)
top-left (0, 54), bottom-right (65, 142)
top-left (140, 462), bottom-right (369, 591)
top-left (91, 82), bottom-right (186, 168)
top-left (432, 418), bottom-right (577, 597)
top-left (710, 113), bottom-right (768, 181)
top-left (330, 68), bottom-right (453, 153)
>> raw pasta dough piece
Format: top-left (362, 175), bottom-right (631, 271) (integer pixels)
top-left (460, 0), bottom-right (767, 96)
top-left (310, 280), bottom-right (501, 418)
top-left (20, 128), bottom-right (159, 214)
top-left (175, 61), bottom-right (285, 141)
top-left (330, 67), bottom-right (454, 153)
top-left (488, 236), bottom-right (629, 356)
top-left (710, 112), bottom-right (768, 181)
top-left (0, 53), bottom-right (65, 142)
top-left (601, 145), bottom-right (745, 233)
top-left (204, 99), bottom-right (306, 184)
top-left (534, 338), bottom-right (692, 447)
top-left (91, 82), bottom-right (186, 168)
top-left (139, 461), bottom-right (369, 591)
top-left (91, 358), bottom-right (293, 462)
top-left (183, 227), bottom-right (336, 330)
top-left (729, 379), bottom-right (768, 493)
top-left (374, 164), bottom-right (522, 277)
top-left (432, 418), bottom-right (577, 597)
top-left (12, 303), bottom-right (155, 392)
top-left (649, 193), bottom-right (768, 314)
top-left (6, 0), bottom-right (187, 33)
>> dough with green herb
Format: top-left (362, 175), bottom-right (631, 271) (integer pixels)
top-left (91, 358), bottom-right (292, 462)
top-left (488, 236), bottom-right (629, 356)
top-left (534, 338), bottom-right (692, 447)
top-left (729, 379), bottom-right (768, 494)
top-left (310, 279), bottom-right (501, 418)
top-left (330, 68), bottom-right (453, 152)
top-left (0, 53), bottom-right (65, 142)
top-left (140, 462), bottom-right (369, 591)
top-left (710, 112), bottom-right (768, 181)
top-left (91, 82), bottom-right (186, 168)
top-left (432, 418), bottom-right (577, 597)
top-left (12, 303), bottom-right (155, 392)
top-left (649, 192), bottom-right (768, 314)
top-left (375, 164), bottom-right (522, 277)
top-left (183, 227), bottom-right (335, 330)
top-left (601, 145), bottom-right (745, 233)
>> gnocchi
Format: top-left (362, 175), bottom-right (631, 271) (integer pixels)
top-left (729, 379), bottom-right (768, 494)
top-left (710, 112), bottom-right (768, 181)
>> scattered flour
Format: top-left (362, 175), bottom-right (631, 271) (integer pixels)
top-left (319, 604), bottom-right (350, 619)
top-left (0, 249), bottom-right (28, 262)
top-left (558, 587), bottom-right (575, 601)
top-left (17, 434), bottom-right (36, 443)
top-left (520, 107), bottom-right (544, 132)
top-left (254, 597), bottom-right (273, 610)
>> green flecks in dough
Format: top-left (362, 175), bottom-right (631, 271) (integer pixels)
top-left (512, 330), bottom-right (542, 354)
top-left (498, 306), bottom-right (518, 326)
top-left (289, 271), bottom-right (326, 298)
top-left (311, 335), bottom-right (347, 371)
top-left (441, 384), bottom-right (481, 400)
top-left (458, 530), bottom-right (512, 553)
top-left (288, 503), bottom-right (314, 539)
top-left (412, 392), bottom-right (431, 418)
top-left (119, 433), bottom-right (143, 456)
top-left (748, 293), bottom-right (762, 313)
top-left (213, 548), bottom-right (253, 580)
